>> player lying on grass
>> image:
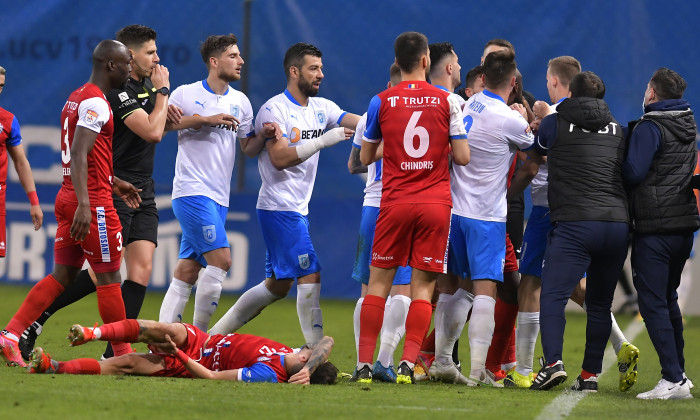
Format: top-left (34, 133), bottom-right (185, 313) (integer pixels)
top-left (27, 319), bottom-right (337, 384)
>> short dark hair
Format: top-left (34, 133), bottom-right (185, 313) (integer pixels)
top-left (465, 65), bottom-right (483, 90)
top-left (548, 56), bottom-right (581, 87)
top-left (428, 42), bottom-right (455, 75)
top-left (394, 31), bottom-right (429, 73)
top-left (310, 362), bottom-right (339, 385)
top-left (389, 63), bottom-right (402, 85)
top-left (482, 50), bottom-right (516, 89)
top-left (115, 25), bottom-right (157, 49)
top-left (569, 71), bottom-right (606, 99)
top-left (484, 38), bottom-right (515, 55)
top-left (200, 34), bottom-right (238, 68)
top-left (650, 67), bottom-right (687, 100)
top-left (284, 42), bottom-right (322, 81)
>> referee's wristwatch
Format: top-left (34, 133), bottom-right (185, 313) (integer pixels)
top-left (156, 86), bottom-right (170, 96)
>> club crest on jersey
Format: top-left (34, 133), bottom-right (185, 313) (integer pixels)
top-left (84, 110), bottom-right (98, 124)
top-left (298, 253), bottom-right (310, 270)
top-left (316, 111), bottom-right (325, 124)
top-left (202, 225), bottom-right (216, 243)
top-left (230, 105), bottom-right (239, 118)
top-left (118, 92), bottom-right (129, 102)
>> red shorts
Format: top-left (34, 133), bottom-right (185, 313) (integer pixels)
top-left (505, 233), bottom-right (518, 274)
top-left (53, 196), bottom-right (122, 273)
top-left (149, 324), bottom-right (210, 378)
top-left (371, 203), bottom-right (451, 273)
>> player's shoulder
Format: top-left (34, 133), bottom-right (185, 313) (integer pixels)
top-left (259, 92), bottom-right (290, 113)
top-left (73, 83), bottom-right (108, 104)
top-left (0, 106), bottom-right (13, 121)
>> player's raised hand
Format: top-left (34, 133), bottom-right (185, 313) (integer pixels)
top-left (30, 204), bottom-right (43, 231)
top-left (70, 203), bottom-right (91, 241)
top-left (151, 64), bottom-right (170, 90)
top-left (510, 103), bottom-right (527, 119)
top-left (112, 177), bottom-right (142, 209)
top-left (204, 113), bottom-right (240, 131)
top-left (532, 100), bottom-right (553, 120)
top-left (530, 118), bottom-right (542, 133)
top-left (167, 104), bottom-right (184, 125)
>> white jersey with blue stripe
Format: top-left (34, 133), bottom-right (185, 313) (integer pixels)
top-left (170, 80), bottom-right (254, 207)
top-left (452, 90), bottom-right (534, 222)
top-left (351, 112), bottom-right (382, 208)
top-left (255, 90), bottom-right (346, 215)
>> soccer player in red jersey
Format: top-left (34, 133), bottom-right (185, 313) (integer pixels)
top-left (0, 66), bottom-right (43, 251)
top-left (352, 31), bottom-right (470, 384)
top-left (0, 40), bottom-right (142, 367)
top-left (28, 319), bottom-right (337, 385)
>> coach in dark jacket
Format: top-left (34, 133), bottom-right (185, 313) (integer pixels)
top-left (528, 72), bottom-right (630, 393)
top-left (623, 68), bottom-right (698, 400)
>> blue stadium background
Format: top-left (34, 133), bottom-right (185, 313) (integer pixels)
top-left (0, 0), bottom-right (698, 298)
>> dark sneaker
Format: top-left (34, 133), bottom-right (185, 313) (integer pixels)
top-left (372, 361), bottom-right (397, 383)
top-left (571, 375), bottom-right (598, 393)
top-left (349, 364), bottom-right (372, 383)
top-left (530, 360), bottom-right (567, 390)
top-left (19, 322), bottom-right (42, 361)
top-left (396, 361), bottom-right (415, 384)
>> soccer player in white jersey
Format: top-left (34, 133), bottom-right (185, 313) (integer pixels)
top-left (158, 35), bottom-right (280, 332)
top-left (443, 50), bottom-right (542, 386)
top-left (348, 64), bottom-right (411, 382)
top-left (506, 56), bottom-right (639, 391)
top-left (209, 43), bottom-right (359, 346)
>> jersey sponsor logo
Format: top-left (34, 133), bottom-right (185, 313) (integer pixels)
top-left (65, 101), bottom-right (79, 111)
top-left (257, 356), bottom-right (271, 362)
top-left (568, 122), bottom-right (618, 135)
top-left (118, 92), bottom-right (129, 102)
top-left (118, 99), bottom-right (137, 109)
top-left (230, 105), bottom-right (239, 118)
top-left (316, 110), bottom-right (325, 124)
top-left (202, 225), bottom-right (216, 243)
top-left (195, 100), bottom-right (206, 109)
top-left (298, 253), bottom-right (310, 269)
top-left (84, 109), bottom-right (99, 125)
top-left (289, 127), bottom-right (323, 144)
top-left (96, 206), bottom-right (111, 262)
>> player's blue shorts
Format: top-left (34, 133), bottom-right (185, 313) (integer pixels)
top-left (352, 206), bottom-right (412, 285)
top-left (448, 214), bottom-right (505, 282)
top-left (257, 209), bottom-right (321, 280)
top-left (519, 205), bottom-right (551, 277)
top-left (172, 195), bottom-right (229, 267)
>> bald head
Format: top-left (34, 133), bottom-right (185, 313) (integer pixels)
top-left (90, 39), bottom-right (131, 91)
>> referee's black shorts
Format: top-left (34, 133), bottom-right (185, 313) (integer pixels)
top-left (113, 178), bottom-right (159, 246)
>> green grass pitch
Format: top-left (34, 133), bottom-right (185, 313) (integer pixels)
top-left (0, 284), bottom-right (697, 419)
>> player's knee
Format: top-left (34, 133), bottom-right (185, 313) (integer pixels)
top-left (265, 278), bottom-right (293, 297)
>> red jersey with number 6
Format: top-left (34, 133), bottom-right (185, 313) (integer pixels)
top-left (363, 81), bottom-right (467, 207)
top-left (58, 83), bottom-right (114, 207)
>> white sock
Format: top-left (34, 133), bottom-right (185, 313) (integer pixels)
top-left (192, 265), bottom-right (227, 332)
top-left (93, 327), bottom-right (102, 340)
top-left (609, 312), bottom-right (626, 354)
top-left (515, 311), bottom-right (540, 376)
top-left (436, 290), bottom-right (474, 365)
top-left (353, 297), bottom-right (364, 364)
top-left (377, 294), bottom-right (410, 368)
top-left (297, 283), bottom-right (323, 346)
top-left (209, 280), bottom-right (282, 335)
top-left (468, 295), bottom-right (496, 376)
top-left (159, 277), bottom-right (193, 323)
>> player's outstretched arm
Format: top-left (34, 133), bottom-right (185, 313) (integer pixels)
top-left (339, 113), bottom-right (361, 130)
top-left (269, 127), bottom-right (353, 170)
top-left (288, 336), bottom-right (334, 384)
top-left (165, 112), bottom-right (239, 132)
top-left (7, 143), bottom-right (42, 230)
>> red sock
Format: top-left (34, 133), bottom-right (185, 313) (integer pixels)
top-left (98, 319), bottom-right (140, 343)
top-left (581, 369), bottom-right (597, 380)
top-left (358, 294), bottom-right (386, 364)
top-left (6, 275), bottom-right (65, 336)
top-left (420, 328), bottom-right (436, 354)
top-left (96, 283), bottom-right (131, 356)
top-left (57, 358), bottom-right (101, 375)
top-left (503, 325), bottom-right (516, 366)
top-left (485, 298), bottom-right (518, 372)
top-left (400, 299), bottom-right (432, 364)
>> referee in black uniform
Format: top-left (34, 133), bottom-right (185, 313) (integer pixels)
top-left (18, 25), bottom-right (171, 360)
